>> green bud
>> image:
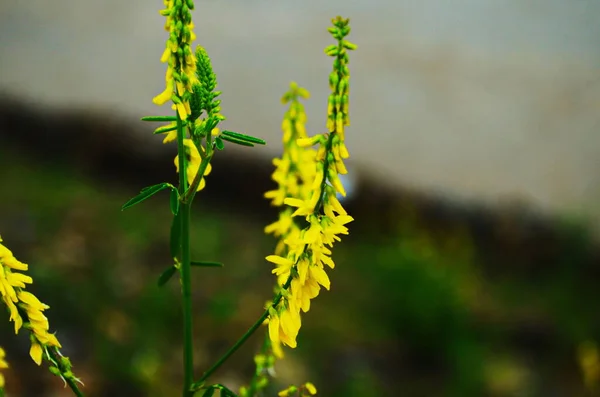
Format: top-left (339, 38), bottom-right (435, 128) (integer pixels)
top-left (342, 40), bottom-right (357, 50)
top-left (153, 124), bottom-right (178, 135)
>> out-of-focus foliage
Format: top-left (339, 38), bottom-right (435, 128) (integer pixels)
top-left (0, 148), bottom-right (598, 396)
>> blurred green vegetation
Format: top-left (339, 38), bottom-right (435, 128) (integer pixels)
top-left (0, 147), bottom-right (599, 397)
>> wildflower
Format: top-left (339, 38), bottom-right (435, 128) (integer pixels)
top-left (264, 17), bottom-right (356, 351)
top-left (154, 0), bottom-right (199, 120)
top-left (0, 237), bottom-right (62, 366)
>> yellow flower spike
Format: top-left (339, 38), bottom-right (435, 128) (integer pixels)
top-left (0, 237), bottom-right (76, 384)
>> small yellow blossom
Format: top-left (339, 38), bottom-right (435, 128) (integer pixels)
top-left (0, 347), bottom-right (8, 388)
top-left (174, 139), bottom-right (212, 191)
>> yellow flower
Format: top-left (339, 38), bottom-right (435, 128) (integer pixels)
top-left (304, 382), bottom-right (317, 395)
top-left (0, 238), bottom-right (62, 365)
top-left (174, 139), bottom-right (211, 191)
top-left (0, 347), bottom-right (8, 388)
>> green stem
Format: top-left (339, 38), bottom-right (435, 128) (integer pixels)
top-left (193, 301), bottom-right (275, 389)
top-left (177, 115), bottom-right (195, 397)
top-left (47, 348), bottom-right (84, 397)
top-left (191, 281), bottom-right (290, 391)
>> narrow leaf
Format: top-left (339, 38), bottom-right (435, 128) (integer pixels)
top-left (153, 124), bottom-right (178, 134)
top-left (215, 136), bottom-right (225, 150)
top-left (191, 261), bottom-right (224, 268)
top-left (221, 130), bottom-right (266, 145)
top-left (170, 212), bottom-right (181, 260)
top-left (121, 183), bottom-right (170, 211)
top-left (141, 116), bottom-right (178, 122)
top-left (219, 135), bottom-right (254, 147)
top-left (170, 189), bottom-right (180, 215)
top-left (157, 266), bottom-right (177, 287)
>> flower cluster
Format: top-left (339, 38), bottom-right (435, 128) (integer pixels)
top-left (0, 237), bottom-right (81, 389)
top-left (0, 237), bottom-right (61, 365)
top-left (153, 0), bottom-right (199, 120)
top-left (265, 17), bottom-right (356, 351)
top-left (265, 82), bottom-right (316, 257)
top-left (154, 46), bottom-right (225, 193)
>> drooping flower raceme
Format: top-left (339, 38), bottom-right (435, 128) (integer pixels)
top-left (0, 236), bottom-right (81, 388)
top-left (265, 17), bottom-right (357, 351)
top-left (0, 237), bottom-right (61, 365)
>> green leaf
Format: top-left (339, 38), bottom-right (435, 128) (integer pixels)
top-left (141, 116), bottom-right (178, 122)
top-left (215, 137), bottom-right (224, 150)
top-left (153, 124), bottom-right (178, 134)
top-left (202, 386), bottom-right (216, 397)
top-left (219, 135), bottom-right (255, 147)
top-left (170, 189), bottom-right (180, 215)
top-left (191, 261), bottom-right (224, 268)
top-left (170, 212), bottom-right (181, 260)
top-left (121, 183), bottom-right (171, 211)
top-left (157, 265), bottom-right (177, 287)
top-left (221, 130), bottom-right (266, 145)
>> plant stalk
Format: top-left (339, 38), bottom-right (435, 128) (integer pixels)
top-left (191, 273), bottom-right (293, 391)
top-left (176, 115), bottom-right (195, 397)
top-left (47, 348), bottom-right (84, 397)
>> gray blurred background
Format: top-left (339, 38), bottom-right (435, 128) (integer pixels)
top-left (1, 0), bottom-right (599, 225)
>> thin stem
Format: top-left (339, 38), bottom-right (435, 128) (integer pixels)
top-left (177, 115), bottom-right (195, 397)
top-left (191, 283), bottom-right (290, 391)
top-left (193, 300), bottom-right (275, 389)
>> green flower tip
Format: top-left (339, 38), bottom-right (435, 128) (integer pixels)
top-left (281, 82), bottom-right (310, 104)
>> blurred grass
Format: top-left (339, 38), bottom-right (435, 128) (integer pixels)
top-left (0, 147), bottom-right (599, 397)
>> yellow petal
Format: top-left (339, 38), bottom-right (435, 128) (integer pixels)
top-left (29, 342), bottom-right (43, 365)
top-left (268, 314), bottom-right (280, 345)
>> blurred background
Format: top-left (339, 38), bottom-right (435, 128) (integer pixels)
top-left (1, 0), bottom-right (600, 396)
